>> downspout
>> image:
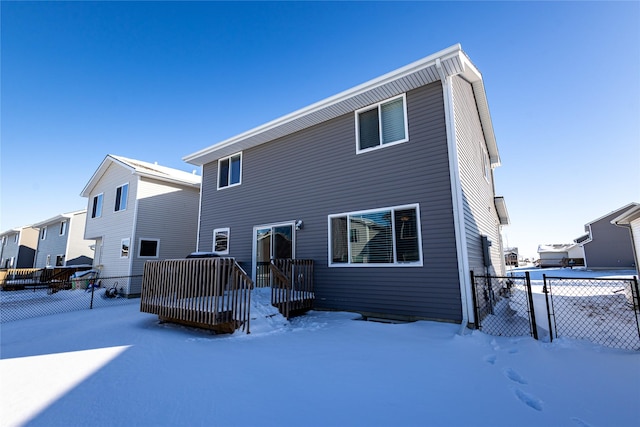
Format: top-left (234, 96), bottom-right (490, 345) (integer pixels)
top-left (195, 165), bottom-right (203, 251)
top-left (436, 58), bottom-right (473, 334)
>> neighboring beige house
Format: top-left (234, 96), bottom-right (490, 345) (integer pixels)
top-left (32, 210), bottom-right (94, 268)
top-left (611, 204), bottom-right (640, 273)
top-left (0, 226), bottom-right (39, 269)
top-left (537, 243), bottom-right (583, 268)
top-left (80, 155), bottom-right (201, 296)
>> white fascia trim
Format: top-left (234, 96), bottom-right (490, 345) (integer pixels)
top-left (184, 44), bottom-right (464, 165)
top-left (437, 59), bottom-right (473, 331)
top-left (195, 165), bottom-right (203, 251)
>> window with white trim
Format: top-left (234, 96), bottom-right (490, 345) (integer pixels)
top-left (121, 238), bottom-right (130, 258)
top-left (217, 153), bottom-right (242, 189)
top-left (329, 204), bottom-right (422, 266)
top-left (139, 239), bottom-right (159, 258)
top-left (55, 255), bottom-right (65, 267)
top-left (481, 143), bottom-right (490, 182)
top-left (45, 254), bottom-right (51, 267)
top-left (59, 221), bottom-right (67, 236)
top-left (213, 228), bottom-right (230, 254)
top-left (356, 94), bottom-right (408, 153)
top-left (115, 184), bottom-right (128, 212)
top-left (14, 234), bottom-right (19, 243)
top-left (92, 193), bottom-right (103, 218)
top-left (40, 226), bottom-right (47, 240)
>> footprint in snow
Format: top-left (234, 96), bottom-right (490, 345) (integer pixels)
top-left (504, 368), bottom-right (527, 384)
top-left (515, 389), bottom-right (543, 411)
top-left (484, 354), bottom-right (497, 365)
top-left (570, 417), bottom-right (593, 427)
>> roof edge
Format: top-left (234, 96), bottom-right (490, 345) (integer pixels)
top-left (184, 44), bottom-right (465, 165)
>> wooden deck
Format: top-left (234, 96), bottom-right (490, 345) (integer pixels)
top-left (140, 258), bottom-right (253, 334)
top-left (270, 259), bottom-right (314, 319)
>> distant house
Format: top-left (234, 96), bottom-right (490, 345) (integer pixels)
top-left (576, 203), bottom-right (637, 270)
top-left (32, 210), bottom-right (93, 268)
top-left (80, 155), bottom-right (201, 296)
top-left (611, 204), bottom-right (640, 273)
top-left (537, 244), bottom-right (583, 268)
top-left (0, 226), bottom-right (39, 269)
top-left (504, 247), bottom-right (519, 266)
top-left (183, 44), bottom-right (510, 325)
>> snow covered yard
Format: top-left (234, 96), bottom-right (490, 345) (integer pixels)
top-left (1, 287), bottom-right (638, 427)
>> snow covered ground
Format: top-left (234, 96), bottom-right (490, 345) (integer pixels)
top-left (1, 274), bottom-right (639, 427)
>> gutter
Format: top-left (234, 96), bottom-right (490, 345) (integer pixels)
top-left (437, 59), bottom-right (472, 334)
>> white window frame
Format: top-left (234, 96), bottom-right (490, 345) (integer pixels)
top-left (138, 238), bottom-right (160, 258)
top-left (217, 152), bottom-right (242, 190)
top-left (355, 94), bottom-right (409, 154)
top-left (213, 228), bottom-right (230, 255)
top-left (92, 193), bottom-right (104, 218)
top-left (45, 254), bottom-right (51, 267)
top-left (14, 234), bottom-right (19, 244)
top-left (480, 142), bottom-right (490, 183)
top-left (114, 183), bottom-right (129, 212)
top-left (328, 203), bottom-right (423, 267)
top-left (40, 226), bottom-right (47, 240)
top-left (59, 221), bottom-right (67, 236)
top-left (120, 238), bottom-right (130, 259)
top-left (55, 254), bottom-right (65, 267)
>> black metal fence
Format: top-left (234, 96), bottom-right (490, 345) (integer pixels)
top-left (471, 271), bottom-right (640, 350)
top-left (0, 275), bottom-right (142, 323)
top-left (471, 272), bottom-right (538, 339)
top-left (543, 275), bottom-right (640, 350)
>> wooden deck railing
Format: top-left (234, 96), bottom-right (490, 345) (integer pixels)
top-left (140, 258), bottom-right (253, 334)
top-left (270, 259), bottom-right (314, 319)
top-left (0, 268), bottom-right (43, 289)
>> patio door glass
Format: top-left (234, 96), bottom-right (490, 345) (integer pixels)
top-left (254, 224), bottom-right (293, 287)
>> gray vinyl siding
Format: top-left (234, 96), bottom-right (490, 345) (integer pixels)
top-left (199, 82), bottom-right (462, 322)
top-left (583, 211), bottom-right (636, 269)
top-left (66, 213), bottom-right (93, 266)
top-left (452, 76), bottom-right (505, 276)
top-left (34, 222), bottom-right (68, 268)
top-left (131, 177), bottom-right (200, 282)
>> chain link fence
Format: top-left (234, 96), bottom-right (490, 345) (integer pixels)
top-left (1, 275), bottom-right (142, 323)
top-left (471, 272), bottom-right (538, 339)
top-left (543, 275), bottom-right (640, 350)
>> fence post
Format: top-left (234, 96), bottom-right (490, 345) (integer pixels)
top-left (542, 274), bottom-right (553, 342)
top-left (90, 281), bottom-right (95, 309)
top-left (632, 276), bottom-right (640, 342)
top-left (470, 270), bottom-right (480, 329)
top-left (524, 271), bottom-right (538, 340)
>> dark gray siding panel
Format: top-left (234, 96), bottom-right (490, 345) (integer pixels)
top-left (199, 82), bottom-right (461, 322)
top-left (452, 76), bottom-right (505, 276)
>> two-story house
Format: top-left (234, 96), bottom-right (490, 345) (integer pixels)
top-left (32, 210), bottom-right (93, 268)
top-left (183, 44), bottom-right (509, 325)
top-left (0, 226), bottom-right (39, 269)
top-left (81, 155), bottom-right (201, 297)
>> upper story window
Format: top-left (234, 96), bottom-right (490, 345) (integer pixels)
top-left (55, 255), bottom-right (65, 267)
top-left (91, 194), bottom-right (103, 218)
top-left (139, 239), bottom-right (159, 258)
top-left (355, 94), bottom-right (408, 154)
top-left (14, 233), bottom-right (19, 244)
top-left (218, 153), bottom-right (242, 189)
top-left (329, 203), bottom-right (422, 267)
top-left (40, 226), bottom-right (47, 240)
top-left (59, 221), bottom-right (67, 236)
top-left (115, 184), bottom-right (129, 212)
top-left (213, 228), bottom-right (230, 254)
top-left (480, 143), bottom-right (490, 182)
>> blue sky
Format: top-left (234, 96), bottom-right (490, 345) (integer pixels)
top-left (2, 1), bottom-right (638, 259)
